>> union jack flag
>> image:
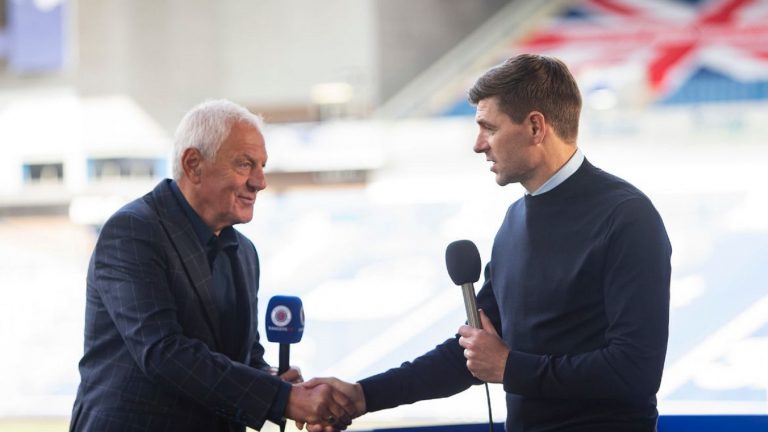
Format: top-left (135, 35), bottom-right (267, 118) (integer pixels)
top-left (516, 0), bottom-right (768, 104)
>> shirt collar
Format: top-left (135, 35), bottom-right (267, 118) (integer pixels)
top-left (169, 181), bottom-right (240, 270)
top-left (216, 226), bottom-right (240, 252)
top-left (169, 180), bottom-right (219, 248)
top-left (529, 147), bottom-right (584, 196)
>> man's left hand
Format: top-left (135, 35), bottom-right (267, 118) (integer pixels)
top-left (458, 309), bottom-right (509, 383)
top-left (268, 366), bottom-right (304, 384)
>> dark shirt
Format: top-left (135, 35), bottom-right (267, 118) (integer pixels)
top-left (169, 181), bottom-right (290, 424)
top-left (359, 160), bottom-right (671, 431)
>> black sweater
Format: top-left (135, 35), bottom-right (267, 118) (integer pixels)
top-left (360, 160), bottom-right (672, 432)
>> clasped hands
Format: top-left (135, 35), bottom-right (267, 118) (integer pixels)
top-left (278, 367), bottom-right (366, 431)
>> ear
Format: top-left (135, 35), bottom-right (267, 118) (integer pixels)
top-left (181, 147), bottom-right (204, 184)
top-left (528, 111), bottom-right (547, 144)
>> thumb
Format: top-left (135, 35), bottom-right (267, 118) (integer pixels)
top-left (301, 377), bottom-right (326, 389)
top-left (479, 309), bottom-right (499, 336)
top-left (302, 376), bottom-right (341, 391)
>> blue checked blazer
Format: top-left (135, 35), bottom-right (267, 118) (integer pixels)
top-left (70, 180), bottom-right (281, 432)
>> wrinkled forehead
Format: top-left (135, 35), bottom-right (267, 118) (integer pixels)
top-left (219, 121), bottom-right (267, 156)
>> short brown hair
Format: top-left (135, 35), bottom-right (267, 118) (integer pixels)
top-left (468, 54), bottom-right (582, 143)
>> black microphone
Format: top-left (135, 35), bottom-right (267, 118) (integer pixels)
top-left (265, 295), bottom-right (304, 375)
top-left (445, 239), bottom-right (482, 329)
top-left (447, 240), bottom-right (496, 430)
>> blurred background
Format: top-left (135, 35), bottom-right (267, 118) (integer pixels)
top-left (1, 0), bottom-right (767, 430)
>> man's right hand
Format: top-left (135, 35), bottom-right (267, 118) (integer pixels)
top-left (284, 382), bottom-right (356, 431)
top-left (296, 377), bottom-right (367, 431)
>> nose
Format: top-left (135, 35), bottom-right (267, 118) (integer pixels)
top-left (248, 166), bottom-right (267, 191)
top-left (473, 132), bottom-right (488, 154)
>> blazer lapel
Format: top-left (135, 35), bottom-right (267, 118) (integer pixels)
top-left (148, 180), bottom-right (224, 349)
top-left (233, 235), bottom-right (259, 363)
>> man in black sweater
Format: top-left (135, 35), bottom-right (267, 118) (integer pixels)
top-left (306, 54), bottom-right (672, 432)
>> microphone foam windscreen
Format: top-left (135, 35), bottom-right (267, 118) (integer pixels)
top-left (265, 295), bottom-right (304, 344)
top-left (445, 240), bottom-right (481, 285)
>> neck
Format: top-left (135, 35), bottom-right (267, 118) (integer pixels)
top-left (523, 142), bottom-right (577, 193)
top-left (176, 178), bottom-right (222, 235)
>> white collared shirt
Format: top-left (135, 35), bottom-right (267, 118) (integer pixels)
top-left (529, 148), bottom-right (584, 196)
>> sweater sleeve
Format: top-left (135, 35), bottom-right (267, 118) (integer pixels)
top-left (358, 336), bottom-right (474, 412)
top-left (359, 263), bottom-right (500, 412)
top-left (503, 197), bottom-right (671, 400)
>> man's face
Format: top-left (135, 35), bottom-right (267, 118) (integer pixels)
top-left (473, 97), bottom-right (536, 187)
top-left (196, 120), bottom-right (267, 234)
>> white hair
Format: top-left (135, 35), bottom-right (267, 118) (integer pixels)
top-left (172, 99), bottom-right (264, 180)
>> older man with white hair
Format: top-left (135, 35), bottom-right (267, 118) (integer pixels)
top-left (70, 100), bottom-right (353, 432)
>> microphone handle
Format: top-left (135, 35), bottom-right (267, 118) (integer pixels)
top-left (462, 283), bottom-right (481, 329)
top-left (278, 343), bottom-right (290, 375)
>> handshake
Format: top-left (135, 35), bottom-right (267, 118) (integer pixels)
top-left (285, 375), bottom-right (366, 431)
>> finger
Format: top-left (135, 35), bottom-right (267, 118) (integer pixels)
top-left (307, 424), bottom-right (325, 432)
top-left (339, 414), bottom-right (353, 427)
top-left (330, 417), bottom-right (350, 431)
top-left (311, 384), bottom-right (344, 421)
top-left (301, 377), bottom-right (327, 389)
top-left (292, 366), bottom-right (304, 383)
top-left (457, 324), bottom-right (473, 337)
top-left (313, 423), bottom-right (329, 432)
top-left (324, 399), bottom-right (347, 425)
top-left (458, 335), bottom-right (470, 349)
top-left (329, 385), bottom-right (355, 416)
top-left (318, 377), bottom-right (340, 390)
top-left (315, 377), bottom-right (350, 399)
top-left (325, 395), bottom-right (354, 429)
top-left (280, 367), bottom-right (303, 384)
top-left (478, 309), bottom-right (499, 336)
top-left (295, 420), bottom-right (306, 430)
top-left (333, 411), bottom-right (352, 427)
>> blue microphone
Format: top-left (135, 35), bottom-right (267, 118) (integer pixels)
top-left (265, 295), bottom-right (304, 375)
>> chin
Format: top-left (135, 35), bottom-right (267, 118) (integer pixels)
top-left (237, 215), bottom-right (254, 225)
top-left (229, 211), bottom-right (254, 226)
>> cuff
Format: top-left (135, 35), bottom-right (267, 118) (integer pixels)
top-left (266, 380), bottom-right (292, 423)
top-left (358, 373), bottom-right (400, 413)
top-left (503, 350), bottom-right (542, 395)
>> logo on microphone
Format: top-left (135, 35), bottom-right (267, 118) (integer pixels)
top-left (271, 305), bottom-right (292, 327)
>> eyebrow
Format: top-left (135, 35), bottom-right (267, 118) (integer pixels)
top-left (476, 119), bottom-right (496, 130)
top-left (236, 153), bottom-right (266, 167)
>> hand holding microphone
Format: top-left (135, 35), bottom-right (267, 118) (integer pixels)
top-left (446, 240), bottom-right (510, 384)
top-left (458, 308), bottom-right (508, 383)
